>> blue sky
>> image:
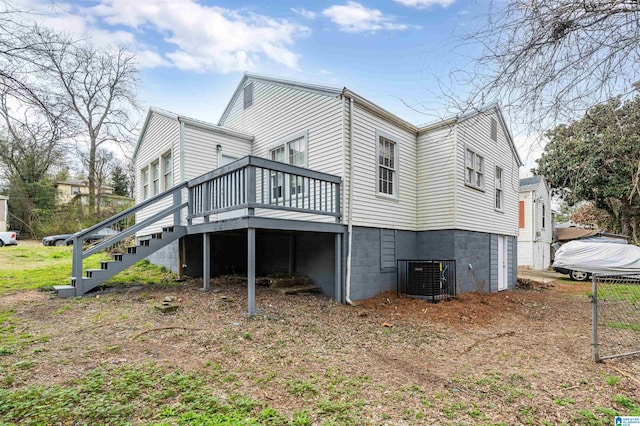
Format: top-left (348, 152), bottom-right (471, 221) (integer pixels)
top-left (21, 0), bottom-right (487, 122)
top-left (18, 0), bottom-right (538, 170)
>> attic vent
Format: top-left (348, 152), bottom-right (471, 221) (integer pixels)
top-left (243, 82), bottom-right (253, 109)
top-left (397, 260), bottom-right (456, 303)
top-left (490, 118), bottom-right (498, 141)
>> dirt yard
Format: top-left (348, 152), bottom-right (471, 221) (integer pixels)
top-left (0, 269), bottom-right (638, 425)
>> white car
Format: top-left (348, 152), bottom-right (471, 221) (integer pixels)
top-left (553, 240), bottom-right (640, 281)
top-left (0, 231), bottom-right (18, 247)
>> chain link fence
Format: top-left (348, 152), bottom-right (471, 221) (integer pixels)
top-left (592, 273), bottom-right (640, 362)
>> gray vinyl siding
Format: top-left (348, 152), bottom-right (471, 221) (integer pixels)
top-left (454, 111), bottom-right (519, 236)
top-left (416, 124), bottom-right (457, 230)
top-left (135, 112), bottom-right (180, 234)
top-left (223, 80), bottom-right (343, 175)
top-left (220, 78), bottom-right (343, 222)
top-left (182, 124), bottom-right (252, 181)
top-left (348, 102), bottom-right (417, 230)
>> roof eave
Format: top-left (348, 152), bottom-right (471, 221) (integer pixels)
top-left (178, 116), bottom-right (254, 141)
top-left (218, 73), bottom-right (343, 126)
top-left (133, 107), bottom-right (179, 159)
top-left (342, 89), bottom-right (417, 133)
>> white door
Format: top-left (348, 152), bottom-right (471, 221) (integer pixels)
top-left (497, 236), bottom-right (508, 291)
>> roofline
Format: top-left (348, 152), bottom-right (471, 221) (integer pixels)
top-left (133, 107), bottom-right (176, 159)
top-left (218, 73), bottom-right (343, 125)
top-left (134, 107), bottom-right (254, 159)
top-left (417, 104), bottom-right (523, 167)
top-left (416, 102), bottom-right (500, 132)
top-left (342, 89), bottom-right (417, 133)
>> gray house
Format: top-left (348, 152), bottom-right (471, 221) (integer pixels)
top-left (56, 74), bottom-right (522, 310)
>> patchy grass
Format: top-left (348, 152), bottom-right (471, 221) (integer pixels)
top-left (0, 262), bottom-right (638, 424)
top-left (0, 241), bottom-right (176, 294)
top-left (0, 364), bottom-right (296, 425)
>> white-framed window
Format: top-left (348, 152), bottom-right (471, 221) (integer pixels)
top-left (269, 131), bottom-right (308, 199)
top-left (495, 166), bottom-right (503, 210)
top-left (490, 118), bottom-right (498, 142)
top-left (243, 82), bottom-right (253, 109)
top-left (162, 151), bottom-right (173, 190)
top-left (151, 160), bottom-right (160, 196)
top-left (542, 203), bottom-right (546, 229)
top-left (141, 167), bottom-right (149, 200)
top-left (465, 148), bottom-right (484, 190)
top-left (376, 131), bottom-right (398, 197)
top-left (71, 186), bottom-right (81, 195)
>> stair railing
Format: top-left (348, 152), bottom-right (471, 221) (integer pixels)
top-left (68, 181), bottom-right (188, 284)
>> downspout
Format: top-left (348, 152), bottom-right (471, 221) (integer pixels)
top-left (452, 121), bottom-right (459, 226)
top-left (344, 96), bottom-right (355, 305)
top-left (178, 120), bottom-right (186, 183)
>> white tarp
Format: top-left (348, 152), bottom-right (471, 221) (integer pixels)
top-left (553, 240), bottom-right (640, 274)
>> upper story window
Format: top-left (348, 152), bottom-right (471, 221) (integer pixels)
top-left (465, 148), bottom-right (484, 190)
top-left (162, 151), bottom-right (173, 190)
top-left (377, 133), bottom-right (398, 197)
top-left (269, 131), bottom-right (308, 199)
top-left (151, 160), bottom-right (160, 196)
top-left (141, 167), bottom-right (149, 200)
top-left (490, 118), bottom-right (498, 142)
top-left (495, 167), bottom-right (503, 210)
top-left (71, 186), bottom-right (81, 195)
top-left (243, 82), bottom-right (253, 109)
top-left (542, 203), bottom-right (546, 229)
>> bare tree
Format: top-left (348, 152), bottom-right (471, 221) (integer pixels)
top-left (0, 2), bottom-right (70, 116)
top-left (30, 33), bottom-right (140, 213)
top-left (0, 87), bottom-right (66, 236)
top-left (447, 0), bottom-right (640, 130)
top-left (80, 147), bottom-right (114, 214)
top-left (0, 88), bottom-right (66, 184)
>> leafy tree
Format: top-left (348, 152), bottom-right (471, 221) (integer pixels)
top-left (570, 202), bottom-right (615, 233)
top-left (111, 163), bottom-right (130, 197)
top-left (536, 94), bottom-right (640, 241)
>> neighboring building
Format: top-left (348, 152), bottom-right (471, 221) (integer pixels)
top-left (518, 176), bottom-right (552, 269)
top-left (55, 180), bottom-right (133, 208)
top-left (58, 73), bottom-right (521, 301)
top-left (0, 195), bottom-right (8, 232)
top-left (132, 73), bottom-right (523, 302)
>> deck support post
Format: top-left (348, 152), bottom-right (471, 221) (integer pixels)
top-left (247, 227), bottom-right (256, 314)
top-left (72, 237), bottom-right (83, 296)
top-left (288, 234), bottom-right (295, 274)
top-left (335, 233), bottom-right (342, 302)
top-left (202, 233), bottom-right (211, 291)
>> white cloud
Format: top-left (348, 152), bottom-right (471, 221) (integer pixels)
top-left (393, 0), bottom-right (455, 7)
top-left (85, 0), bottom-right (309, 73)
top-left (322, 2), bottom-right (408, 33)
top-left (135, 50), bottom-right (171, 69)
top-left (291, 7), bottom-right (316, 20)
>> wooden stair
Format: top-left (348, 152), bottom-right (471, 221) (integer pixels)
top-left (54, 226), bottom-right (186, 298)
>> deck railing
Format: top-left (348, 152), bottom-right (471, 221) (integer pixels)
top-left (68, 156), bottom-right (341, 289)
top-left (187, 156), bottom-right (341, 223)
